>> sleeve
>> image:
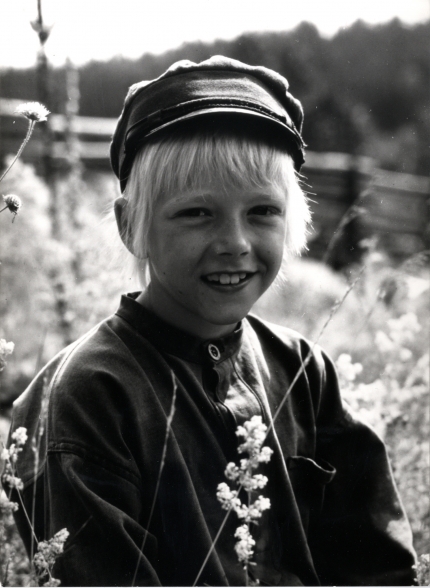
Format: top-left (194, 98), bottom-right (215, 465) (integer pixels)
top-left (43, 449), bottom-right (162, 587)
top-left (309, 349), bottom-right (417, 586)
top-left (9, 344), bottom-right (165, 588)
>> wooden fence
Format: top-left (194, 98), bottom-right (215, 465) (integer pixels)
top-left (1, 98), bottom-right (428, 264)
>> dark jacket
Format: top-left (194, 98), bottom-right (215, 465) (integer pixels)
top-left (7, 294), bottom-right (416, 586)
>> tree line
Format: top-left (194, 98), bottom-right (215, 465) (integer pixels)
top-left (1, 18), bottom-right (429, 174)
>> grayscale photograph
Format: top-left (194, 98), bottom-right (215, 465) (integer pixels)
top-left (0, 1), bottom-right (429, 586)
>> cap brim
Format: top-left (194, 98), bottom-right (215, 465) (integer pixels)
top-left (120, 107), bottom-right (304, 192)
top-left (126, 106), bottom-right (302, 150)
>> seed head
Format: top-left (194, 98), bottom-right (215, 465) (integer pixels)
top-left (2, 194), bottom-right (22, 219)
top-left (15, 102), bottom-right (50, 122)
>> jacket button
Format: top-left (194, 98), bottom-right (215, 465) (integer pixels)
top-left (208, 343), bottom-right (221, 361)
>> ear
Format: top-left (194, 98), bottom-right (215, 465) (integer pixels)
top-left (114, 197), bottom-right (136, 256)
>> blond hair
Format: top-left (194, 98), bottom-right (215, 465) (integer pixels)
top-left (120, 121), bottom-right (311, 285)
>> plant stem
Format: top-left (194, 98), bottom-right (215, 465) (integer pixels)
top-left (131, 375), bottom-right (177, 587)
top-left (264, 266), bottom-right (365, 442)
top-left (0, 120), bottom-right (36, 184)
top-left (192, 502), bottom-right (236, 587)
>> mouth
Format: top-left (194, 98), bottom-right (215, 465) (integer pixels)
top-left (201, 271), bottom-right (255, 287)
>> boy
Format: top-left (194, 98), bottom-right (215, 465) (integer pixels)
top-left (6, 56), bottom-right (416, 586)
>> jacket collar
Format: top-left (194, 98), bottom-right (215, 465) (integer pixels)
top-left (116, 292), bottom-right (243, 365)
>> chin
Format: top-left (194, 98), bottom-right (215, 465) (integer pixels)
top-left (202, 307), bottom-right (251, 328)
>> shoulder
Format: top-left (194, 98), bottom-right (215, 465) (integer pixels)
top-left (12, 314), bottom-right (150, 435)
top-left (11, 316), bottom-right (147, 487)
top-left (244, 313), bottom-right (327, 368)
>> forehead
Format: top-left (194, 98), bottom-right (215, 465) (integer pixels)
top-left (158, 182), bottom-right (286, 208)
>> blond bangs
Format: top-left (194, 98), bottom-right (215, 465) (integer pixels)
top-left (123, 124), bottom-right (311, 286)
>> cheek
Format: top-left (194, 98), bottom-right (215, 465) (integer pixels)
top-left (263, 229), bottom-right (286, 267)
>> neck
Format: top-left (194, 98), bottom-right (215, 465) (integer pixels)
top-left (136, 287), bottom-right (238, 340)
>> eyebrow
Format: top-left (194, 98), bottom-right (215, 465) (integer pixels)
top-left (168, 190), bottom-right (284, 205)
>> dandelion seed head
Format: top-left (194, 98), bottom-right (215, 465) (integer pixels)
top-left (1, 194), bottom-right (22, 221)
top-left (15, 102), bottom-right (50, 122)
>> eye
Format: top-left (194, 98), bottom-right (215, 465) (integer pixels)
top-left (249, 205), bottom-right (282, 216)
top-left (175, 208), bottom-right (210, 218)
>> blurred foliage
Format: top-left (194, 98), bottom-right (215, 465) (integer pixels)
top-left (0, 161), bottom-right (129, 405)
top-left (1, 19), bottom-right (429, 174)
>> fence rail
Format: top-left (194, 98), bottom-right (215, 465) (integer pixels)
top-left (1, 99), bottom-right (428, 262)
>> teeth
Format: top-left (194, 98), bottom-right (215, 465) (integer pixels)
top-left (206, 272), bottom-right (249, 285)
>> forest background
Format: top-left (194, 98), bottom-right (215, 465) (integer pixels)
top-left (0, 15), bottom-right (429, 585)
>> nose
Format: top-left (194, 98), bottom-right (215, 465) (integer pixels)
top-left (213, 217), bottom-right (251, 257)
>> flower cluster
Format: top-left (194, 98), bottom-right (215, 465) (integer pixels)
top-left (15, 102), bottom-right (50, 123)
top-left (216, 416), bottom-right (273, 570)
top-left (234, 524), bottom-right (256, 564)
top-left (0, 489), bottom-right (19, 515)
top-left (33, 528), bottom-right (69, 586)
top-left (335, 353), bottom-right (363, 391)
top-left (375, 312), bottom-right (420, 361)
top-left (0, 338), bottom-right (15, 372)
top-left (414, 554), bottom-right (430, 587)
top-left (1, 427), bottom-right (28, 491)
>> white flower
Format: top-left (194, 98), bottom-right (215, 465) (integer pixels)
top-left (0, 491), bottom-right (19, 514)
top-left (253, 496), bottom-right (271, 513)
top-left (15, 102), bottom-right (50, 122)
top-left (43, 578), bottom-right (61, 587)
top-left (217, 416), bottom-right (273, 572)
top-left (12, 426), bottom-right (28, 447)
top-left (240, 472), bottom-right (268, 492)
top-left (6, 443), bottom-right (18, 462)
top-left (34, 528), bottom-right (69, 576)
top-left (399, 348), bottom-right (413, 362)
top-left (234, 524), bottom-right (255, 563)
top-left (0, 338), bottom-right (15, 371)
top-left (216, 482), bottom-right (241, 511)
top-left (375, 330), bottom-right (395, 353)
top-left (336, 353), bottom-right (363, 382)
top-left (225, 462), bottom-right (240, 481)
top-left (388, 312), bottom-right (420, 336)
top-left (257, 446), bottom-right (273, 463)
top-left (1, 447), bottom-right (10, 460)
top-left (2, 473), bottom-right (24, 491)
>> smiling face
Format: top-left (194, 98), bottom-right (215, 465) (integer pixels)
top-left (139, 181), bottom-right (287, 338)
top-left (119, 120), bottom-right (310, 338)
